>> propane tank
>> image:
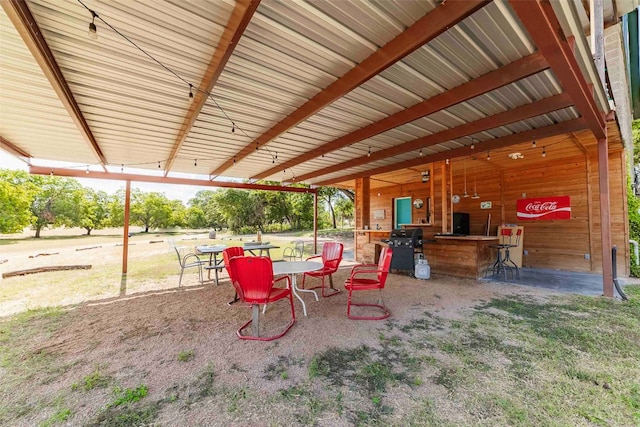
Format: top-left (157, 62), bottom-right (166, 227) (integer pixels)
top-left (415, 253), bottom-right (431, 280)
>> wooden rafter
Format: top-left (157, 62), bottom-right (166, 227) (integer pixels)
top-left (0, 136), bottom-right (31, 159)
top-left (254, 51), bottom-right (549, 181)
top-left (163, 0), bottom-right (260, 175)
top-left (508, 0), bottom-right (606, 140)
top-left (209, 0), bottom-right (490, 178)
top-left (2, 0), bottom-right (107, 169)
top-left (294, 92), bottom-right (571, 183)
top-left (29, 166), bottom-right (316, 194)
top-left (314, 118), bottom-right (588, 186)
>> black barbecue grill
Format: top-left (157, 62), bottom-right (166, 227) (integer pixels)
top-left (388, 228), bottom-right (423, 274)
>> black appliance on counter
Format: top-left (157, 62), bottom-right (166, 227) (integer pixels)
top-left (453, 212), bottom-right (470, 236)
top-left (388, 228), bottom-right (423, 275)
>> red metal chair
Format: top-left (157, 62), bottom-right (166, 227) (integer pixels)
top-left (302, 242), bottom-right (343, 297)
top-left (223, 247), bottom-right (245, 305)
top-left (228, 256), bottom-right (295, 341)
top-left (344, 246), bottom-right (393, 320)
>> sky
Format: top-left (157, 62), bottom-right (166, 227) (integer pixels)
top-left (0, 150), bottom-right (203, 204)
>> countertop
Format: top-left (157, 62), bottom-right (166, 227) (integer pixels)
top-left (434, 235), bottom-right (499, 241)
top-left (355, 229), bottom-right (391, 233)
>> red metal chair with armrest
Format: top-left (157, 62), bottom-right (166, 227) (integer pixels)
top-left (344, 246), bottom-right (393, 320)
top-left (301, 242), bottom-right (344, 297)
top-left (228, 256), bottom-right (295, 341)
top-left (223, 247), bottom-right (245, 305)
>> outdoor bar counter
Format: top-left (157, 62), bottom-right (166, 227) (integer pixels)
top-left (422, 235), bottom-right (498, 279)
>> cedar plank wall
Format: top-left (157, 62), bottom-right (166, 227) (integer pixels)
top-left (359, 137), bottom-right (629, 275)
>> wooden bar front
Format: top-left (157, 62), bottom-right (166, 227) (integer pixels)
top-left (422, 236), bottom-right (498, 279)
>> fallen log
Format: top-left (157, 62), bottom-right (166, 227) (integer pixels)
top-left (2, 265), bottom-right (92, 278)
top-left (149, 240), bottom-right (164, 244)
top-left (76, 246), bottom-right (102, 251)
top-left (28, 252), bottom-right (59, 258)
top-left (0, 259), bottom-right (7, 264)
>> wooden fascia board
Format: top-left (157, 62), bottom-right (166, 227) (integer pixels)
top-left (209, 0), bottom-right (490, 178)
top-left (29, 166), bottom-right (315, 194)
top-left (0, 136), bottom-right (31, 159)
top-left (253, 51), bottom-right (549, 180)
top-left (163, 0), bottom-right (259, 175)
top-left (3, 0), bottom-right (107, 169)
top-left (295, 92), bottom-right (572, 182)
top-left (508, 0), bottom-right (606, 140)
top-left (314, 118), bottom-right (588, 186)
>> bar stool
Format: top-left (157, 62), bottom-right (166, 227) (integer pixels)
top-left (487, 228), bottom-right (520, 280)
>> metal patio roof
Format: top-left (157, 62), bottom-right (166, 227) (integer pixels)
top-left (0, 0), bottom-right (619, 189)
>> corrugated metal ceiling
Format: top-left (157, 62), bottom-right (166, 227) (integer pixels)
top-left (0, 0), bottom-right (617, 188)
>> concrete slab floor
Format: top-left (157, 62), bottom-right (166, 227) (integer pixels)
top-left (481, 267), bottom-right (633, 297)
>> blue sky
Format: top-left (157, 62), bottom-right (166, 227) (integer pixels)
top-left (0, 150), bottom-right (202, 204)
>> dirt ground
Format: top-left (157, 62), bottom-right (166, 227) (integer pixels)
top-left (2, 229), bottom-right (634, 426)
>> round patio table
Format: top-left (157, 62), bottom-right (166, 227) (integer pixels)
top-left (272, 261), bottom-right (322, 317)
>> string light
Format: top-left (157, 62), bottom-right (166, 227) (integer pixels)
top-left (367, 147), bottom-right (371, 157)
top-left (419, 148), bottom-right (423, 156)
top-left (542, 147), bottom-right (546, 157)
top-left (445, 158), bottom-right (449, 165)
top-left (121, 164), bottom-right (124, 172)
top-left (77, 0), bottom-right (283, 171)
top-left (85, 166), bottom-right (90, 174)
top-left (486, 151), bottom-right (491, 161)
top-left (233, 157), bottom-right (236, 165)
top-left (532, 139), bottom-right (537, 148)
top-left (88, 10), bottom-right (98, 40)
top-left (50, 170), bottom-right (54, 176)
top-left (470, 141), bottom-right (475, 150)
top-left (194, 159), bottom-right (197, 167)
top-left (158, 161), bottom-right (161, 169)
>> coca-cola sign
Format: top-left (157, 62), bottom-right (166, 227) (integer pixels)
top-left (516, 196), bottom-right (571, 220)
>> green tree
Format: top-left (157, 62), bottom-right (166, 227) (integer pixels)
top-left (185, 205), bottom-right (208, 229)
top-left (213, 189), bottom-right (264, 233)
top-left (73, 188), bottom-right (110, 235)
top-left (130, 191), bottom-right (174, 232)
top-left (334, 197), bottom-right (354, 228)
top-left (28, 175), bottom-right (83, 238)
top-left (0, 169), bottom-right (34, 233)
top-left (106, 189), bottom-right (125, 228)
top-left (188, 190), bottom-right (226, 229)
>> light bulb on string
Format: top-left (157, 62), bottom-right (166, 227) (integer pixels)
top-left (85, 166), bottom-right (90, 174)
top-left (158, 161), bottom-right (161, 169)
top-left (233, 157), bottom-right (236, 165)
top-left (542, 147), bottom-right (546, 157)
top-left (121, 164), bottom-right (124, 173)
top-left (471, 141), bottom-right (475, 150)
top-left (231, 123), bottom-right (235, 133)
top-left (419, 148), bottom-right (423, 156)
top-left (188, 84), bottom-right (194, 104)
top-left (194, 159), bottom-right (197, 167)
top-left (367, 147), bottom-right (371, 157)
top-left (88, 10), bottom-right (98, 40)
top-left (532, 139), bottom-right (537, 148)
top-left (486, 151), bottom-right (491, 161)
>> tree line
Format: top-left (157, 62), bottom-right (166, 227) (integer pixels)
top-left (0, 169), bottom-right (354, 237)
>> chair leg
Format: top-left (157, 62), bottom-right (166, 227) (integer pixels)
top-left (306, 274), bottom-right (340, 297)
top-left (237, 296), bottom-right (296, 341)
top-left (347, 287), bottom-right (390, 320)
top-left (178, 267), bottom-right (184, 287)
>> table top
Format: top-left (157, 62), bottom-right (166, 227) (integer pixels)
top-left (273, 261), bottom-right (323, 275)
top-left (196, 243), bottom-right (280, 254)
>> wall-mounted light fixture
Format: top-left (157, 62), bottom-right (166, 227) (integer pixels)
top-left (422, 170), bottom-right (430, 183)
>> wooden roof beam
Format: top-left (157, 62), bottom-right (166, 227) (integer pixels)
top-left (29, 166), bottom-right (315, 194)
top-left (163, 0), bottom-right (260, 175)
top-left (2, 0), bottom-right (107, 170)
top-left (253, 51), bottom-right (549, 180)
top-left (508, 0), bottom-right (606, 140)
top-left (210, 0), bottom-right (490, 178)
top-left (0, 136), bottom-right (31, 160)
top-left (294, 92), bottom-right (571, 182)
top-left (314, 118), bottom-right (588, 186)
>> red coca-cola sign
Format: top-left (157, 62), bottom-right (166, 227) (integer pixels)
top-left (516, 196), bottom-right (571, 220)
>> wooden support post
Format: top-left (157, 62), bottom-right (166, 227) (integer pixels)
top-left (597, 136), bottom-right (614, 297)
top-left (355, 177), bottom-right (370, 260)
top-left (122, 180), bottom-right (131, 275)
top-left (313, 191), bottom-right (318, 254)
top-left (441, 163), bottom-right (448, 234)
